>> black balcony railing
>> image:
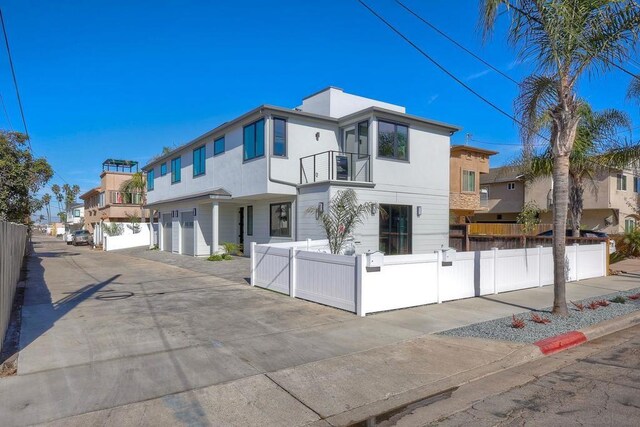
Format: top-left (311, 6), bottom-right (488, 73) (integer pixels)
top-left (299, 151), bottom-right (371, 184)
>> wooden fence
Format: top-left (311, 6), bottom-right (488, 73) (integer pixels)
top-left (0, 221), bottom-right (28, 352)
top-left (468, 223), bottom-right (552, 236)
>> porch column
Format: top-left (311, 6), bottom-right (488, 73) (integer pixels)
top-left (149, 209), bottom-right (155, 249)
top-left (212, 201), bottom-right (219, 255)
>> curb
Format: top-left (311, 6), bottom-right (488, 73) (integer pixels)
top-left (533, 310), bottom-right (640, 356)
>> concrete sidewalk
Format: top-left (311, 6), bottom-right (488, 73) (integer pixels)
top-left (1, 237), bottom-right (638, 426)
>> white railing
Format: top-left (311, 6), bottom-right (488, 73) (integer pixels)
top-left (251, 240), bottom-right (608, 316)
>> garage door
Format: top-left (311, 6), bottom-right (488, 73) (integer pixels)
top-left (162, 213), bottom-right (172, 252)
top-left (181, 211), bottom-right (194, 256)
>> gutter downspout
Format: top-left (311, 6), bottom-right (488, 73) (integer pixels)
top-left (264, 112), bottom-right (300, 240)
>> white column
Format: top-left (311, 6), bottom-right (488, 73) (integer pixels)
top-left (211, 201), bottom-right (219, 255)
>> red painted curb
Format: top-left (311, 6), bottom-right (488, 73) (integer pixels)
top-left (534, 331), bottom-right (587, 355)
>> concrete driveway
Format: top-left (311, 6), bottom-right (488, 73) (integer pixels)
top-left (1, 236), bottom-right (638, 426)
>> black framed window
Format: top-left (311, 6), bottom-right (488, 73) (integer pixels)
top-left (358, 120), bottom-right (369, 157)
top-left (634, 176), bottom-right (640, 193)
top-left (378, 120), bottom-right (408, 160)
top-left (214, 136), bottom-right (225, 155)
top-left (160, 163), bottom-right (167, 176)
top-left (247, 205), bottom-right (253, 236)
top-left (243, 119), bottom-right (265, 161)
top-left (273, 118), bottom-right (287, 157)
top-left (379, 204), bottom-right (412, 255)
top-left (171, 157), bottom-right (181, 183)
top-left (270, 202), bottom-right (291, 237)
top-left (193, 145), bottom-right (206, 177)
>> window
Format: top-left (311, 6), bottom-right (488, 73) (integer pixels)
top-left (214, 136), bottom-right (225, 156)
top-left (160, 163), bottom-right (167, 176)
top-left (147, 168), bottom-right (154, 191)
top-left (617, 174), bottom-right (627, 191)
top-left (358, 120), bottom-right (369, 157)
top-left (507, 182), bottom-right (516, 190)
top-left (273, 118), bottom-right (287, 157)
top-left (625, 218), bottom-right (636, 233)
top-left (634, 176), bottom-right (640, 193)
top-left (243, 119), bottom-right (265, 161)
top-left (480, 187), bottom-right (489, 206)
top-left (379, 204), bottom-right (412, 255)
top-left (193, 145), bottom-right (206, 177)
top-left (247, 206), bottom-right (253, 236)
top-left (270, 202), bottom-right (291, 237)
top-left (171, 157), bottom-right (181, 183)
top-left (378, 120), bottom-right (408, 161)
top-left (73, 209), bottom-right (80, 218)
top-left (462, 170), bottom-right (476, 192)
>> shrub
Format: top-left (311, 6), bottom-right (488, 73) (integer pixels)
top-left (222, 254), bottom-right (233, 260)
top-left (222, 242), bottom-right (239, 255)
top-left (587, 301), bottom-right (600, 310)
top-left (103, 222), bottom-right (124, 237)
top-left (207, 254), bottom-right (224, 261)
top-left (511, 314), bottom-right (525, 329)
top-left (610, 296), bottom-right (626, 304)
top-left (571, 301), bottom-right (584, 311)
top-left (530, 312), bottom-right (551, 324)
top-left (596, 299), bottom-right (610, 307)
top-left (628, 293), bottom-right (640, 300)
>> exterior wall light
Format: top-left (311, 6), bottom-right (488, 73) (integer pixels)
top-left (315, 132), bottom-right (320, 141)
top-left (371, 205), bottom-right (377, 216)
top-left (318, 202), bottom-right (324, 213)
top-left (417, 206), bottom-right (423, 217)
top-left (193, 208), bottom-right (197, 216)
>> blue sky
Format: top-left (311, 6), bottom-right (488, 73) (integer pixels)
top-left (1, 0), bottom-right (638, 207)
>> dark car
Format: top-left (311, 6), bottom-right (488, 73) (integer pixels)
top-left (72, 230), bottom-right (93, 246)
top-left (537, 229), bottom-right (615, 252)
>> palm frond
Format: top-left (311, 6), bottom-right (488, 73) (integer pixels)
top-left (516, 74), bottom-right (559, 144)
top-left (628, 76), bottom-right (640, 102)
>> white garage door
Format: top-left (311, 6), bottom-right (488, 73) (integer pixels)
top-left (162, 213), bottom-right (172, 252)
top-left (181, 211), bottom-right (194, 256)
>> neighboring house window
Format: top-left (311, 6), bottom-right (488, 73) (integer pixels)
top-left (73, 209), bottom-right (80, 218)
top-left (270, 202), bottom-right (291, 237)
top-left (480, 187), bottom-right (489, 205)
top-left (147, 169), bottom-right (154, 191)
top-left (171, 157), bottom-right (181, 183)
top-left (462, 170), bottom-right (476, 192)
top-left (634, 176), bottom-right (640, 193)
top-left (507, 182), bottom-right (515, 190)
top-left (358, 120), bottom-right (369, 157)
top-left (99, 192), bottom-right (105, 207)
top-left (378, 120), bottom-right (408, 161)
top-left (247, 205), bottom-right (253, 236)
top-left (273, 118), bottom-right (287, 157)
top-left (379, 204), bottom-right (412, 255)
top-left (160, 163), bottom-right (167, 176)
top-left (617, 174), bottom-right (627, 191)
top-left (193, 145), bottom-right (206, 177)
top-left (243, 119), bottom-right (265, 161)
top-left (214, 136), bottom-right (225, 156)
top-left (625, 218), bottom-right (636, 233)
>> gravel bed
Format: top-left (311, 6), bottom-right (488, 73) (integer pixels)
top-left (439, 287), bottom-right (640, 343)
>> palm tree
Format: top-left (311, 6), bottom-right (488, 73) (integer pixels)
top-left (51, 184), bottom-right (63, 219)
top-left (42, 193), bottom-right (51, 224)
top-left (307, 188), bottom-right (377, 254)
top-left (480, 1), bottom-right (640, 315)
top-left (119, 172), bottom-right (146, 223)
top-left (521, 105), bottom-right (635, 235)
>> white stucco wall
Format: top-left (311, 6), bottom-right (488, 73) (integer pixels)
top-left (299, 87), bottom-right (405, 118)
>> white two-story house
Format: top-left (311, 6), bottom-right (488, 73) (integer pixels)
top-left (143, 87), bottom-right (459, 256)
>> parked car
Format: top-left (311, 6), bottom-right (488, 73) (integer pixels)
top-left (72, 230), bottom-right (93, 246)
top-left (537, 229), bottom-right (616, 253)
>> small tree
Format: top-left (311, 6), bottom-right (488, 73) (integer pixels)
top-left (125, 212), bottom-right (141, 234)
top-left (517, 201), bottom-right (542, 235)
top-left (306, 189), bottom-right (376, 254)
top-left (103, 222), bottom-right (124, 237)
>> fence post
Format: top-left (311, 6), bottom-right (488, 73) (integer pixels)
top-left (289, 247), bottom-right (297, 298)
top-left (250, 242), bottom-right (256, 286)
top-left (573, 243), bottom-right (579, 282)
top-left (601, 241), bottom-right (607, 277)
top-left (537, 245), bottom-right (543, 287)
top-left (436, 250), bottom-right (442, 304)
top-left (492, 247), bottom-right (498, 295)
top-left (306, 238), bottom-right (311, 251)
top-left (356, 254), bottom-right (365, 316)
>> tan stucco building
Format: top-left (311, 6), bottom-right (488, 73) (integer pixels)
top-left (474, 166), bottom-right (640, 233)
top-left (449, 145), bottom-right (497, 223)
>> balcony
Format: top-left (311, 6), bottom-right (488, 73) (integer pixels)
top-left (105, 190), bottom-right (143, 206)
top-left (300, 151), bottom-right (371, 185)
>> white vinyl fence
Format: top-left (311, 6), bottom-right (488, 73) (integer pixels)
top-left (251, 241), bottom-right (608, 316)
top-left (103, 223), bottom-right (152, 251)
top-left (0, 221), bottom-right (27, 351)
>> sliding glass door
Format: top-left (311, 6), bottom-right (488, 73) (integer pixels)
top-left (379, 204), bottom-right (412, 255)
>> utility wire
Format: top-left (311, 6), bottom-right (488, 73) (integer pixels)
top-left (0, 91), bottom-right (13, 130)
top-left (0, 7), bottom-right (30, 150)
top-left (395, 0), bottom-right (519, 85)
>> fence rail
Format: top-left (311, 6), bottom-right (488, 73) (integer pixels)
top-left (0, 221), bottom-right (27, 352)
top-left (468, 223), bottom-right (552, 236)
top-left (251, 239), bottom-right (608, 316)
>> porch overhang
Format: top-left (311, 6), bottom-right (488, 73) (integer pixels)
top-left (144, 188), bottom-right (232, 208)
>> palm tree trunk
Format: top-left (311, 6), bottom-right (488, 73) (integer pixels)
top-left (552, 153), bottom-right (570, 316)
top-left (569, 175), bottom-right (584, 236)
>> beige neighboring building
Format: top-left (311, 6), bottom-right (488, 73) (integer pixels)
top-left (81, 159), bottom-right (150, 242)
top-left (449, 145), bottom-right (498, 223)
top-left (475, 166), bottom-right (640, 233)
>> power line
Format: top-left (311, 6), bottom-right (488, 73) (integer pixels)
top-left (0, 91), bottom-right (13, 130)
top-left (0, 8), bottom-right (30, 150)
top-left (395, 0), bottom-right (519, 85)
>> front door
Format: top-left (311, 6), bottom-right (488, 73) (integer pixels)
top-left (379, 204), bottom-right (412, 255)
top-left (238, 207), bottom-right (244, 246)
